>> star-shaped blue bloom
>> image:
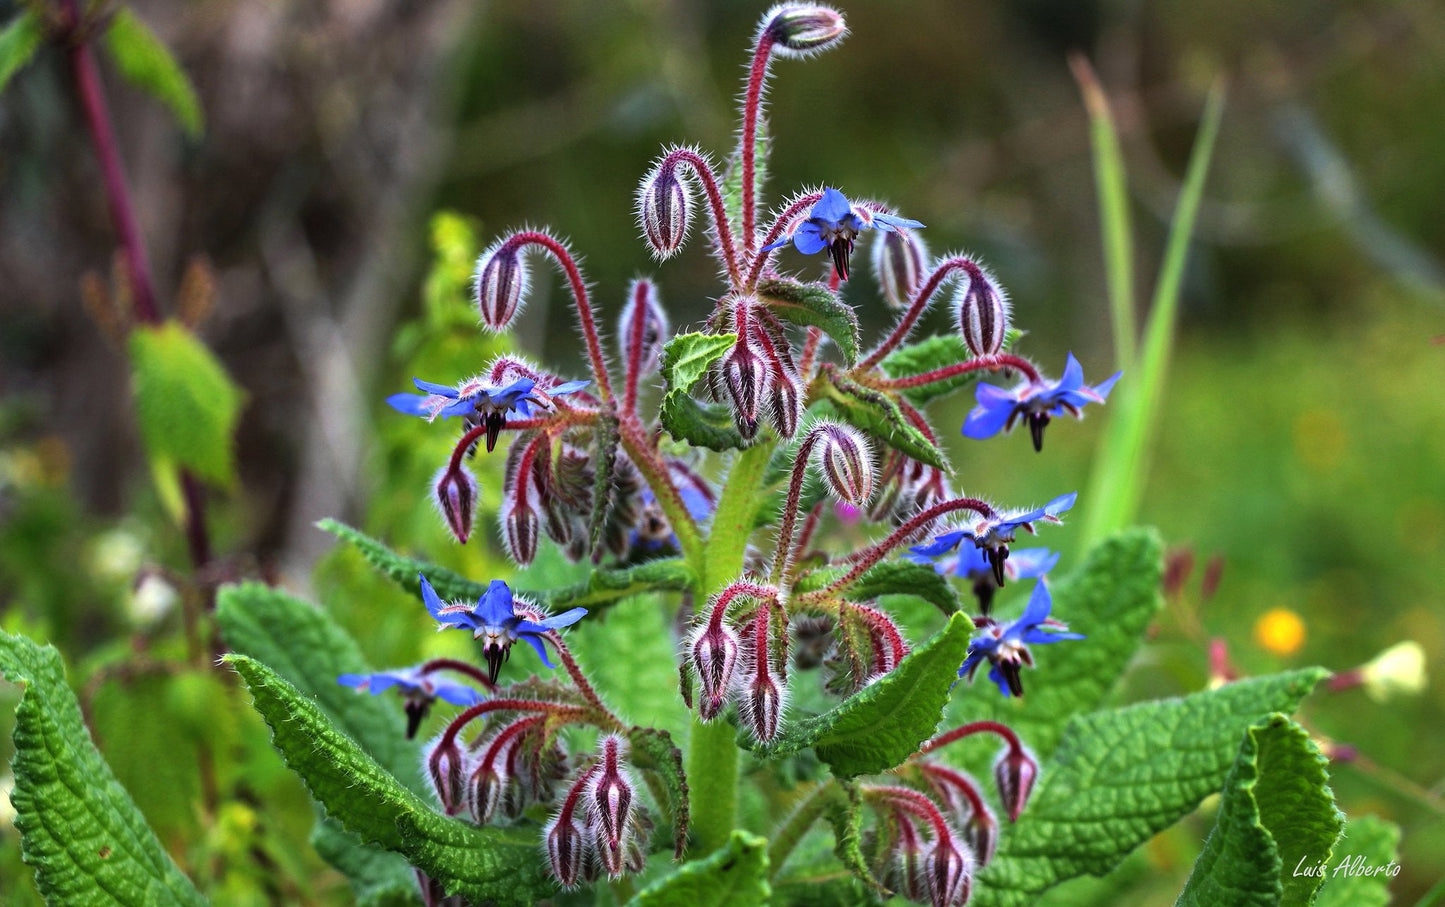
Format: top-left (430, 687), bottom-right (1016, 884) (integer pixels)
top-left (909, 545), bottom-right (1059, 614)
top-left (388, 376), bottom-right (589, 451)
top-left (420, 574), bottom-right (587, 683)
top-left (958, 580), bottom-right (1084, 697)
top-left (963, 353), bottom-right (1120, 452)
top-left (337, 667), bottom-right (485, 738)
top-left (761, 188), bottom-right (924, 280)
top-left (910, 492), bottom-right (1076, 587)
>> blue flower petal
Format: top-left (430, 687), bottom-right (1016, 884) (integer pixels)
top-left (760, 235), bottom-right (792, 253)
top-left (1008, 548), bottom-right (1060, 579)
top-left (537, 607), bottom-right (588, 631)
top-left (476, 580), bottom-right (515, 627)
top-left (1041, 492), bottom-right (1077, 519)
top-left (792, 222), bottom-right (828, 256)
top-left (910, 530), bottom-right (968, 558)
top-left (812, 188), bottom-right (853, 224)
top-left (1018, 581), bottom-right (1054, 626)
top-left (547, 379), bottom-right (591, 396)
top-left (962, 383), bottom-right (1018, 440)
top-left (1022, 627), bottom-right (1086, 645)
top-left (871, 212), bottom-right (926, 232)
top-left (387, 393), bottom-right (433, 417)
top-left (987, 665), bottom-right (1015, 697)
top-left (419, 575), bottom-right (448, 621)
top-left (413, 377), bottom-right (460, 397)
top-left (432, 681), bottom-right (486, 707)
top-left (521, 631), bottom-right (556, 668)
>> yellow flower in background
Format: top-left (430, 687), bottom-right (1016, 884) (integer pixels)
top-left (1254, 607), bottom-right (1306, 656)
top-left (1361, 641), bottom-right (1427, 703)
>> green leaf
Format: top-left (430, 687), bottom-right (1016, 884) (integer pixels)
top-left (756, 612), bottom-right (973, 777)
top-left (0, 631), bottom-right (205, 906)
top-left (628, 830), bottom-right (770, 907)
top-left (659, 333), bottom-right (747, 450)
top-left (129, 321), bottom-right (243, 487)
top-left (793, 560), bottom-right (961, 616)
top-left (227, 654), bottom-right (555, 906)
top-left (972, 668), bottom-right (1329, 907)
top-left (1178, 715), bottom-right (1343, 907)
top-left (102, 9), bottom-right (204, 139)
top-left (879, 330), bottom-right (1022, 406)
top-left (824, 783), bottom-right (884, 895)
top-left (757, 278), bottom-right (860, 364)
top-left (628, 727), bottom-right (690, 858)
top-left (318, 518), bottom-right (694, 608)
top-left (953, 529), bottom-right (1163, 762)
top-left (813, 370), bottom-right (948, 471)
top-left (1314, 816), bottom-right (1401, 907)
top-left (0, 10), bottom-right (43, 94)
top-left (217, 583), bottom-right (423, 901)
top-left (1081, 84), bottom-right (1224, 547)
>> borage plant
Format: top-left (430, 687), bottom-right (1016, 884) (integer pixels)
top-left (0, 4), bottom-right (1374, 907)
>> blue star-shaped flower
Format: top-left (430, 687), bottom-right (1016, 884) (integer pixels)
top-left (420, 574), bottom-right (587, 683)
top-left (959, 581), bottom-right (1084, 697)
top-left (761, 188), bottom-right (923, 280)
top-left (963, 353), bottom-right (1120, 452)
top-left (909, 545), bottom-right (1059, 614)
top-left (337, 667), bottom-right (485, 738)
top-left (910, 492), bottom-right (1076, 587)
top-left (388, 376), bottom-right (589, 451)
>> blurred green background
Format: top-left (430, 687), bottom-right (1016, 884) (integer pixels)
top-left (2, 0), bottom-right (1442, 902)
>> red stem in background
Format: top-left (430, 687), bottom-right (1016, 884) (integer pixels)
top-left (739, 34), bottom-right (776, 257)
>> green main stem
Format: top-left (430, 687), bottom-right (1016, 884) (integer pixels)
top-left (687, 442), bottom-right (774, 855)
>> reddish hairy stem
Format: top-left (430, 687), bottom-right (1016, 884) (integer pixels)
top-left (747, 191), bottom-right (824, 288)
top-left (623, 280), bottom-right (652, 415)
top-left (800, 497), bottom-right (995, 602)
top-left (865, 785), bottom-right (954, 841)
top-left (740, 35), bottom-right (775, 257)
top-left (706, 581), bottom-right (780, 632)
top-left (477, 714), bottom-right (544, 775)
top-left (660, 148), bottom-right (744, 288)
top-left (871, 353), bottom-right (1041, 391)
top-left (542, 631), bottom-right (622, 729)
top-left (770, 431), bottom-right (823, 585)
top-left (438, 699), bottom-right (585, 754)
top-left (921, 720), bottom-right (1024, 756)
top-left (857, 256), bottom-right (987, 372)
top-left (921, 763), bottom-right (991, 818)
top-left (418, 657), bottom-right (498, 693)
top-left (504, 232), bottom-right (614, 402)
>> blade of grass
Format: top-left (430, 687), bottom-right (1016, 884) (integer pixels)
top-left (1070, 54), bottom-right (1136, 370)
top-left (1081, 81), bottom-right (1226, 547)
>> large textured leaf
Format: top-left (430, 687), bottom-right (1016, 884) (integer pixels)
top-left (661, 394), bottom-right (749, 451)
top-left (952, 530), bottom-right (1163, 762)
top-left (0, 631), bottom-right (205, 906)
top-left (755, 613), bottom-right (973, 777)
top-left (628, 830), bottom-right (770, 907)
top-left (129, 321), bottom-right (243, 487)
top-left (1313, 816), bottom-right (1401, 907)
top-left (1178, 715), bottom-right (1343, 907)
top-left (318, 518), bottom-right (694, 608)
top-left (659, 333), bottom-right (745, 450)
top-left (102, 9), bottom-right (204, 138)
top-left (972, 669), bottom-right (1328, 907)
top-left (0, 10), bottom-right (43, 93)
top-left (757, 278), bottom-right (860, 364)
top-left (228, 655), bottom-right (555, 906)
top-left (812, 369), bottom-right (948, 470)
top-left (793, 560), bottom-right (961, 615)
top-left (879, 330), bottom-right (1022, 406)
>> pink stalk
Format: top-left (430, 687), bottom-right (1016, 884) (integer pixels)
top-left (656, 148), bottom-right (744, 287)
top-left (872, 353), bottom-right (1041, 391)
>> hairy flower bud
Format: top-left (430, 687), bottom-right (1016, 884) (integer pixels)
top-left (768, 371), bottom-right (802, 438)
top-left (689, 620), bottom-right (740, 721)
top-left (871, 228), bottom-right (929, 310)
top-left (424, 731), bottom-right (466, 813)
top-left (466, 757), bottom-right (506, 825)
top-left (637, 161), bottom-right (694, 259)
top-left (544, 813), bottom-right (587, 889)
top-left (955, 264), bottom-right (1010, 358)
top-left (926, 835), bottom-right (974, 907)
top-left (814, 422), bottom-right (874, 506)
top-left (721, 338), bottom-right (767, 440)
top-left (739, 608), bottom-right (787, 743)
top-left (618, 279), bottom-right (669, 376)
top-left (890, 815), bottom-right (930, 903)
top-left (474, 238), bottom-right (529, 331)
top-left (433, 464), bottom-right (478, 544)
top-left (765, 4), bottom-right (848, 58)
top-left (994, 745), bottom-right (1039, 822)
top-left (587, 736), bottom-right (636, 877)
top-left (503, 501), bottom-right (539, 566)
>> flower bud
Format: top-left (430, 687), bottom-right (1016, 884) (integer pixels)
top-left (871, 228), bottom-right (929, 310)
top-left (768, 371), bottom-right (802, 438)
top-left (424, 731), bottom-right (467, 813)
top-left (466, 758), bottom-right (506, 825)
top-left (587, 736), bottom-right (635, 877)
top-left (544, 813), bottom-right (587, 889)
top-left (721, 339), bottom-right (767, 440)
top-left (637, 162), bottom-right (694, 260)
top-left (926, 836), bottom-right (973, 907)
top-left (503, 501), bottom-right (539, 566)
top-left (890, 815), bottom-right (930, 904)
top-left (813, 423), bottom-right (874, 506)
top-left (433, 464), bottom-right (478, 544)
top-left (619, 279), bottom-right (669, 375)
top-left (743, 671), bottom-right (784, 743)
top-left (474, 238), bottom-right (529, 332)
top-left (689, 621), bottom-right (740, 721)
top-left (993, 745), bottom-right (1039, 822)
top-left (960, 806), bottom-right (999, 868)
top-left (954, 264), bottom-right (1010, 358)
top-left (765, 4), bottom-right (848, 58)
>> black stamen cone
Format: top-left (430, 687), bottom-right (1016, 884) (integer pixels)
top-left (484, 412), bottom-right (507, 452)
top-left (404, 700), bottom-right (428, 740)
top-left (973, 576), bottom-right (998, 615)
top-left (1002, 662), bottom-right (1025, 697)
top-left (829, 238), bottom-right (853, 281)
top-left (1028, 413), bottom-right (1050, 452)
top-left (484, 645), bottom-right (507, 684)
top-left (988, 545), bottom-right (1010, 587)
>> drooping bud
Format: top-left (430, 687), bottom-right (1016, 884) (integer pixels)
top-left (926, 835), bottom-right (974, 907)
top-left (618, 279), bottom-right (669, 375)
top-left (767, 370), bottom-right (802, 438)
top-left (890, 814), bottom-right (930, 904)
top-left (474, 238), bottom-right (529, 332)
top-left (721, 337), bottom-right (767, 440)
top-left (739, 608), bottom-right (787, 743)
top-left (586, 736), bottom-right (636, 878)
top-left (954, 263), bottom-right (1010, 358)
top-left (925, 765), bottom-right (998, 867)
top-left (765, 4), bottom-right (849, 58)
top-left (432, 464), bottom-right (478, 544)
top-left (813, 422), bottom-right (874, 506)
top-left (502, 500), bottom-right (539, 565)
top-left (871, 227), bottom-right (929, 310)
top-left (424, 731), bottom-right (467, 813)
top-left (960, 806), bottom-right (999, 868)
top-left (544, 812), bottom-right (588, 889)
top-left (636, 161), bottom-right (694, 260)
top-left (689, 620), bottom-right (741, 721)
top-left (466, 756), bottom-right (506, 825)
top-left (993, 744), bottom-right (1039, 822)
